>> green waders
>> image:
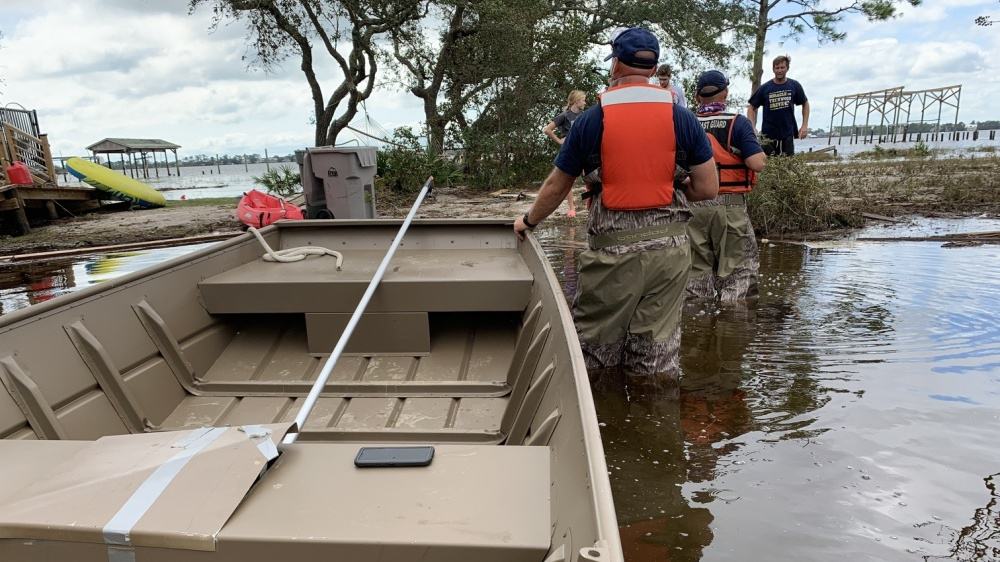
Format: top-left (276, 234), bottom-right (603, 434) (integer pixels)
top-left (686, 193), bottom-right (759, 302)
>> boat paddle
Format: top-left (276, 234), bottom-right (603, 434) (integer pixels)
top-left (282, 176), bottom-right (434, 445)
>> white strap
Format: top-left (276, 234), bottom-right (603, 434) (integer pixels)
top-left (601, 86), bottom-right (673, 106)
top-left (102, 428), bottom-right (228, 552)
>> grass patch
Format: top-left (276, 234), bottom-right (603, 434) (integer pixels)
top-left (165, 197), bottom-right (241, 207)
top-left (797, 150), bottom-right (840, 162)
top-left (748, 156), bottom-right (863, 236)
top-left (851, 141), bottom-right (934, 161)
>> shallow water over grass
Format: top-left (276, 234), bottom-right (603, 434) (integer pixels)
top-left (1, 221), bottom-right (999, 561)
top-left (538, 220), bottom-right (1000, 561)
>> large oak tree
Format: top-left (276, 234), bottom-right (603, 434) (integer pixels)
top-left (190, 0), bottom-right (419, 146)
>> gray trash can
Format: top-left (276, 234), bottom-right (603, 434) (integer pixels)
top-left (298, 146), bottom-right (377, 219)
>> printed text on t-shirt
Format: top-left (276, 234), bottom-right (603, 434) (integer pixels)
top-left (768, 90), bottom-right (792, 110)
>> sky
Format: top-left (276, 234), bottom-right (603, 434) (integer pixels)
top-left (0, 0), bottom-right (997, 158)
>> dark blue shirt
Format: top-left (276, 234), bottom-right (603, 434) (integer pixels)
top-left (727, 114), bottom-right (763, 158)
top-left (554, 103), bottom-right (713, 178)
top-left (748, 79), bottom-right (807, 140)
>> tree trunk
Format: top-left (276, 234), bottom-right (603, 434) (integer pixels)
top-left (750, 0), bottom-right (769, 94)
top-left (424, 98), bottom-right (447, 156)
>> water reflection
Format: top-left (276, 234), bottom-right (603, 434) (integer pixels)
top-left (540, 222), bottom-right (1000, 561)
top-left (0, 243), bottom-right (214, 315)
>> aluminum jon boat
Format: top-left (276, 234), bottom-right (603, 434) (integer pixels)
top-left (0, 219), bottom-right (622, 562)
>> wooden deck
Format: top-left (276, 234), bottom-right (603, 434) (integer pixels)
top-left (0, 184), bottom-right (100, 235)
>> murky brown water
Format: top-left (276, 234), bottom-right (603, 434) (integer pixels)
top-left (538, 221), bottom-right (1000, 561)
top-left (2, 222), bottom-right (999, 561)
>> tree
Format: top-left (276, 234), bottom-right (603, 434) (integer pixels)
top-left (744, 0), bottom-right (921, 93)
top-left (389, 0), bottom-right (748, 155)
top-left (190, 0), bottom-right (418, 146)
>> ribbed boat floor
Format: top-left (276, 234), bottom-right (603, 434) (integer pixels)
top-left (160, 313), bottom-right (518, 443)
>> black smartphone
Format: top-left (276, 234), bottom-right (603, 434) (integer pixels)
top-left (354, 446), bottom-right (435, 468)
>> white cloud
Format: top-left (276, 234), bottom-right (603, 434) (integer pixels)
top-left (1, 0), bottom-right (996, 157)
top-left (0, 0), bottom-right (423, 157)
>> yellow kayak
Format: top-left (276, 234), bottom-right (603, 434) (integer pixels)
top-left (66, 157), bottom-right (166, 208)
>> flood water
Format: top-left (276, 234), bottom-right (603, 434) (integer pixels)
top-left (1, 221), bottom-right (999, 561)
top-left (538, 221), bottom-right (1000, 561)
top-left (0, 243), bottom-right (214, 314)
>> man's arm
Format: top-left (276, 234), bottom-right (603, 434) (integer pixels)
top-left (746, 105), bottom-right (758, 130)
top-left (514, 167), bottom-right (576, 240)
top-left (798, 100), bottom-right (811, 139)
top-left (732, 116), bottom-right (766, 172)
top-left (744, 152), bottom-right (766, 172)
top-left (685, 159), bottom-right (719, 202)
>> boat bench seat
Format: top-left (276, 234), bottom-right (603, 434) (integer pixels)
top-left (0, 442), bottom-right (551, 562)
top-left (218, 443), bottom-right (552, 561)
top-left (198, 249), bottom-right (534, 314)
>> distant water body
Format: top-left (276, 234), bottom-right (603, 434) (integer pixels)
top-left (59, 131), bottom-right (1000, 201)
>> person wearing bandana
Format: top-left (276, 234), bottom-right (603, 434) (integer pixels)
top-left (687, 70), bottom-right (766, 302)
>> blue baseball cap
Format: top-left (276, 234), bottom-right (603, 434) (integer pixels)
top-left (696, 70), bottom-right (730, 96)
top-left (604, 27), bottom-right (659, 70)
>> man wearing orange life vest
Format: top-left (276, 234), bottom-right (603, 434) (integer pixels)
top-left (687, 70), bottom-right (766, 302)
top-left (514, 28), bottom-right (718, 388)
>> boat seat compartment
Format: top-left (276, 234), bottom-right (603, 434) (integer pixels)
top-left (306, 312), bottom-right (430, 355)
top-left (217, 444), bottom-right (551, 561)
top-left (198, 249), bottom-right (534, 314)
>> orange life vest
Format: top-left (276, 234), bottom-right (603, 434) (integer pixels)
top-left (599, 84), bottom-right (677, 210)
top-left (697, 112), bottom-right (756, 193)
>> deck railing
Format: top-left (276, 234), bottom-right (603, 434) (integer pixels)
top-left (1, 123), bottom-right (56, 186)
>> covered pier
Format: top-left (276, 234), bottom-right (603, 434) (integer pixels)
top-left (87, 138), bottom-right (181, 179)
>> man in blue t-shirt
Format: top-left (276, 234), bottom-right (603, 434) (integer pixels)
top-left (513, 28), bottom-right (717, 391)
top-left (747, 55), bottom-right (809, 156)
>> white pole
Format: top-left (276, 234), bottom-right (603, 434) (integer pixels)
top-left (283, 177), bottom-right (434, 444)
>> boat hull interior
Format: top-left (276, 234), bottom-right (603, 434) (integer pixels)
top-left (0, 221), bottom-right (621, 562)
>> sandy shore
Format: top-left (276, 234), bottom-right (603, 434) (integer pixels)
top-left (0, 202), bottom-right (240, 255)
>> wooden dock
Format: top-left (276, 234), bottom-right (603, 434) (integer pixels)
top-left (0, 184), bottom-right (100, 235)
top-left (1, 110), bottom-right (105, 236)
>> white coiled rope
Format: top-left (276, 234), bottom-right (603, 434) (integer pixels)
top-left (248, 226), bottom-right (343, 270)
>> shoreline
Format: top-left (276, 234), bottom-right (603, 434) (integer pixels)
top-left (1, 156), bottom-right (996, 256)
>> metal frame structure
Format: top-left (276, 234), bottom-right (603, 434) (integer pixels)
top-left (827, 85), bottom-right (962, 145)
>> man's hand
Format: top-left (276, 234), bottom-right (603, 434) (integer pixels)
top-left (513, 215), bottom-right (532, 241)
top-left (798, 125), bottom-right (809, 140)
top-left (511, 167), bottom-right (576, 240)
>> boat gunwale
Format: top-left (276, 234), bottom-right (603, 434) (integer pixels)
top-left (523, 232), bottom-right (624, 561)
top-left (0, 219), bottom-right (516, 331)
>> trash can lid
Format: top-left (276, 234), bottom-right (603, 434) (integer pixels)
top-left (306, 146), bottom-right (377, 168)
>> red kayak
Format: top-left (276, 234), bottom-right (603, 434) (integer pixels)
top-left (237, 189), bottom-right (304, 228)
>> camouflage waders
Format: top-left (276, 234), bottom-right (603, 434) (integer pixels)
top-left (686, 193), bottom-right (759, 302)
top-left (574, 192), bottom-right (692, 383)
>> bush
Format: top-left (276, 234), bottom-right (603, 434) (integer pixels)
top-left (458, 120), bottom-right (554, 190)
top-left (748, 156), bottom-right (862, 236)
top-left (252, 165), bottom-right (301, 198)
top-left (377, 128), bottom-right (462, 193)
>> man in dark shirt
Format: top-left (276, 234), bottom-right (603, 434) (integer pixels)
top-left (514, 28), bottom-right (718, 390)
top-left (747, 55), bottom-right (809, 156)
